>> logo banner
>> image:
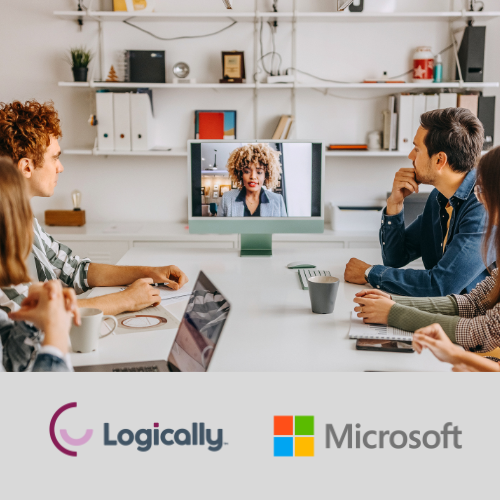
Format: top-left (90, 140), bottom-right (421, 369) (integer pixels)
top-left (0, 373), bottom-right (498, 499)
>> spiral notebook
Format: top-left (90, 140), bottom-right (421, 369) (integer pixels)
top-left (349, 312), bottom-right (414, 341)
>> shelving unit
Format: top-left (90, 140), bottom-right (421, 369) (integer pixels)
top-left (56, 4), bottom-right (499, 155)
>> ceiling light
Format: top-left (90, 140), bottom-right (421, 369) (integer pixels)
top-left (222, 0), bottom-right (233, 9)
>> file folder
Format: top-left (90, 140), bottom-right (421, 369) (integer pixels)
top-left (397, 94), bottom-right (414, 153)
top-left (96, 92), bottom-right (114, 151)
top-left (113, 93), bottom-right (131, 151)
top-left (131, 93), bottom-right (155, 151)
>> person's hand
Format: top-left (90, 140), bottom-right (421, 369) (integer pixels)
top-left (412, 324), bottom-right (462, 365)
top-left (8, 281), bottom-right (73, 353)
top-left (149, 265), bottom-right (189, 290)
top-left (353, 294), bottom-right (395, 324)
top-left (14, 282), bottom-right (81, 326)
top-left (386, 167), bottom-right (420, 215)
top-left (344, 258), bottom-right (371, 285)
top-left (355, 289), bottom-right (392, 300)
top-left (122, 278), bottom-right (161, 311)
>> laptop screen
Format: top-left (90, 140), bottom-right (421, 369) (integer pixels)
top-left (167, 271), bottom-right (230, 372)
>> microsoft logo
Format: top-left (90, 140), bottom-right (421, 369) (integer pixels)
top-left (273, 416), bottom-right (314, 457)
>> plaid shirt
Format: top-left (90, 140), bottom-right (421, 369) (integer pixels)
top-left (0, 217), bottom-right (91, 313)
top-left (453, 269), bottom-right (500, 353)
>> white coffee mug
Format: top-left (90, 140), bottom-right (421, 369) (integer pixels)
top-left (70, 308), bottom-right (118, 353)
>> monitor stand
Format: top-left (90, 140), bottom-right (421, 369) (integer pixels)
top-left (240, 234), bottom-right (272, 256)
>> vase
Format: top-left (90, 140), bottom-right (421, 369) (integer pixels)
top-left (72, 67), bottom-right (88, 82)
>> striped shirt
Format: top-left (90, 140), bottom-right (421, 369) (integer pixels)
top-left (0, 217), bottom-right (91, 313)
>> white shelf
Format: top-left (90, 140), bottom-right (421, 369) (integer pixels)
top-left (58, 81), bottom-right (499, 90)
top-left (62, 148), bottom-right (188, 157)
top-left (54, 10), bottom-right (500, 23)
top-left (325, 150), bottom-right (409, 157)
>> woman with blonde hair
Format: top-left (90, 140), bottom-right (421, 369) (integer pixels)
top-left (220, 143), bottom-right (287, 217)
top-left (0, 157), bottom-right (79, 371)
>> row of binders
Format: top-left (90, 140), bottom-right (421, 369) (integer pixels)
top-left (384, 93), bottom-right (495, 152)
top-left (96, 91), bottom-right (155, 151)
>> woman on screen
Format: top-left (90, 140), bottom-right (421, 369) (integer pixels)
top-left (219, 143), bottom-right (287, 217)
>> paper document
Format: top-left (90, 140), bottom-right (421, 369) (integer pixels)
top-left (350, 312), bottom-right (413, 341)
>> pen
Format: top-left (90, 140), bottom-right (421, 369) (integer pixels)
top-left (150, 283), bottom-right (173, 287)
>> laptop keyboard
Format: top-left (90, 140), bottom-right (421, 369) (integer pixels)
top-left (112, 366), bottom-right (160, 372)
top-left (298, 269), bottom-right (331, 290)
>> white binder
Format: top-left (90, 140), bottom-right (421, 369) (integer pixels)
top-left (96, 92), bottom-right (114, 151)
top-left (397, 94), bottom-right (414, 153)
top-left (425, 94), bottom-right (440, 112)
top-left (113, 93), bottom-right (131, 151)
top-left (439, 93), bottom-right (458, 109)
top-left (130, 93), bottom-right (155, 151)
top-left (412, 94), bottom-right (426, 139)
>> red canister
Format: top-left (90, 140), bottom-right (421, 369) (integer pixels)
top-left (413, 46), bottom-right (434, 83)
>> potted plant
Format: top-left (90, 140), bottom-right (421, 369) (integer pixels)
top-left (69, 47), bottom-right (93, 82)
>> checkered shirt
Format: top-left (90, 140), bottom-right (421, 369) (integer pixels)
top-left (453, 269), bottom-right (500, 353)
top-left (0, 217), bottom-right (91, 313)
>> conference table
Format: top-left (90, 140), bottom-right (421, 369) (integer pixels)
top-left (70, 247), bottom-right (450, 372)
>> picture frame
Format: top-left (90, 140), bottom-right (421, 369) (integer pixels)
top-left (220, 185), bottom-right (231, 195)
top-left (201, 187), bottom-right (206, 196)
top-left (220, 51), bottom-right (246, 83)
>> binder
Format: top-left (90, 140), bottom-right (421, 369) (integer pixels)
top-left (425, 94), bottom-right (440, 112)
top-left (457, 94), bottom-right (479, 116)
top-left (412, 94), bottom-right (426, 138)
top-left (113, 93), bottom-right (131, 151)
top-left (130, 93), bottom-right (155, 151)
top-left (396, 94), bottom-right (414, 153)
top-left (383, 96), bottom-right (397, 151)
top-left (439, 93), bottom-right (458, 109)
top-left (96, 92), bottom-right (114, 151)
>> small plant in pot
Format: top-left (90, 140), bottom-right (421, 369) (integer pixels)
top-left (70, 47), bottom-right (93, 82)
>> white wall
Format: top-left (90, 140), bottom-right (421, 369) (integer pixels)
top-left (1, 0), bottom-right (500, 224)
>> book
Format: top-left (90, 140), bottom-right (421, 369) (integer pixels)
top-left (327, 144), bottom-right (368, 150)
top-left (383, 95), bottom-right (397, 151)
top-left (349, 312), bottom-right (414, 341)
top-left (272, 115), bottom-right (294, 140)
top-left (195, 110), bottom-right (237, 140)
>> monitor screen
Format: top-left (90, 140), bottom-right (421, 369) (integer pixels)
top-left (167, 271), bottom-right (230, 372)
top-left (190, 142), bottom-right (322, 219)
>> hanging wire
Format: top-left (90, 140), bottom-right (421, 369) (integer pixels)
top-left (123, 18), bottom-right (238, 41)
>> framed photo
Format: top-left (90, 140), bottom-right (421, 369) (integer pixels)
top-left (213, 184), bottom-right (220, 198)
top-left (220, 185), bottom-right (231, 195)
top-left (220, 51), bottom-right (246, 83)
top-left (201, 187), bottom-right (206, 196)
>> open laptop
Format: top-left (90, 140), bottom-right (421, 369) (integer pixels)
top-left (75, 271), bottom-right (230, 372)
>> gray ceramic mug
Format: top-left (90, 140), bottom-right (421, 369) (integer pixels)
top-left (70, 308), bottom-right (118, 353)
top-left (308, 276), bottom-right (340, 314)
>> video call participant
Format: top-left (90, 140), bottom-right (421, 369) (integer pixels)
top-left (345, 108), bottom-right (487, 297)
top-left (0, 158), bottom-right (78, 372)
top-left (353, 147), bottom-right (500, 372)
top-left (0, 100), bottom-right (188, 315)
top-left (219, 143), bottom-right (287, 217)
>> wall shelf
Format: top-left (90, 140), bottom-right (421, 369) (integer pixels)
top-left (62, 148), bottom-right (188, 157)
top-left (54, 10), bottom-right (500, 23)
top-left (58, 81), bottom-right (499, 90)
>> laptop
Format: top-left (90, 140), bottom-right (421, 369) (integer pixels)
top-left (74, 271), bottom-right (230, 372)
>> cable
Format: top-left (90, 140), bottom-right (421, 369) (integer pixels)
top-left (284, 67), bottom-right (358, 84)
top-left (312, 89), bottom-right (384, 101)
top-left (123, 18), bottom-right (238, 41)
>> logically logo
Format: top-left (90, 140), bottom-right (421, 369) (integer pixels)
top-left (50, 403), bottom-right (93, 457)
top-left (273, 416), bottom-right (314, 457)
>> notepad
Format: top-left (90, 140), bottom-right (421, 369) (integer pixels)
top-left (349, 312), bottom-right (414, 341)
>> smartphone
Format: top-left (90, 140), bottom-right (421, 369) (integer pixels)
top-left (356, 339), bottom-right (414, 353)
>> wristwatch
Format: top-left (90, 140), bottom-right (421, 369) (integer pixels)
top-left (364, 266), bottom-right (373, 283)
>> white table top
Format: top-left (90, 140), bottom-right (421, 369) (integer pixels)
top-left (70, 247), bottom-right (449, 372)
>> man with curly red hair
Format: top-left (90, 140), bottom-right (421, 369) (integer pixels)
top-left (0, 100), bottom-right (188, 315)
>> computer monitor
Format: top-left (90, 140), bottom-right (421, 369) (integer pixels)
top-left (188, 140), bottom-right (324, 256)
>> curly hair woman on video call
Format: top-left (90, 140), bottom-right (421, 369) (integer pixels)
top-left (219, 143), bottom-right (288, 217)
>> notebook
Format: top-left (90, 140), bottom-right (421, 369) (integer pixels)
top-left (349, 312), bottom-right (414, 341)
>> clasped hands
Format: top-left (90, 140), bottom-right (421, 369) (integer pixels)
top-left (353, 289), bottom-right (395, 324)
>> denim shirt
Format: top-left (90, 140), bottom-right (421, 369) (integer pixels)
top-left (369, 169), bottom-right (489, 297)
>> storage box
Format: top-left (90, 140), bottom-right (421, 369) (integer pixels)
top-left (330, 204), bottom-right (383, 232)
top-left (45, 210), bottom-right (86, 227)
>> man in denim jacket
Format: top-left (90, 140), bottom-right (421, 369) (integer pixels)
top-left (344, 108), bottom-right (489, 297)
